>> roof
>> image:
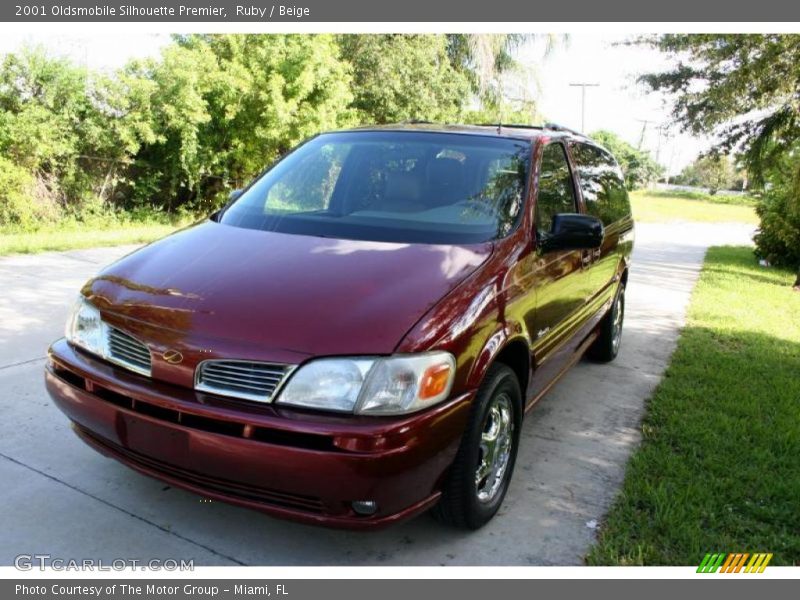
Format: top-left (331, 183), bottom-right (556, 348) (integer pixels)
top-left (340, 121), bottom-right (590, 142)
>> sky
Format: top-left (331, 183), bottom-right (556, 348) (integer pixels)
top-left (523, 34), bottom-right (710, 174)
top-left (0, 32), bottom-right (710, 174)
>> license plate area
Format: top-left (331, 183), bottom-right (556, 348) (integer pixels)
top-left (117, 413), bottom-right (189, 464)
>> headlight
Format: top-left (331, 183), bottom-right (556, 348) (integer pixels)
top-left (276, 352), bottom-right (456, 416)
top-left (65, 296), bottom-right (107, 358)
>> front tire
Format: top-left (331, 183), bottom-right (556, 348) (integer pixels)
top-left (588, 281), bottom-right (625, 362)
top-left (432, 363), bottom-right (522, 529)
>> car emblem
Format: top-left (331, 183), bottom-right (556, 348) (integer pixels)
top-left (162, 349), bottom-right (184, 364)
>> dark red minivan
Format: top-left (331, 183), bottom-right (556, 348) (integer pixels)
top-left (46, 124), bottom-right (633, 529)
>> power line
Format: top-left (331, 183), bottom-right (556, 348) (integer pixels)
top-left (569, 83), bottom-right (599, 133)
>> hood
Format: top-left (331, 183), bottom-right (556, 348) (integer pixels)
top-left (86, 221), bottom-right (492, 364)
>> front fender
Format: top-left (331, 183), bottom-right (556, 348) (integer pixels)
top-left (467, 327), bottom-right (530, 391)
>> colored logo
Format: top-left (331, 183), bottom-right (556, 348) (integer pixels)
top-left (697, 553), bottom-right (773, 573)
top-left (162, 349), bottom-right (184, 364)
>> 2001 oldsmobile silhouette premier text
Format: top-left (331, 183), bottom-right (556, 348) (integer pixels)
top-left (46, 123), bottom-right (633, 530)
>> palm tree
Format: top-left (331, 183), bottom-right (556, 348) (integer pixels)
top-left (447, 34), bottom-right (566, 121)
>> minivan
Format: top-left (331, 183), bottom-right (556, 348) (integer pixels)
top-left (46, 123), bottom-right (634, 529)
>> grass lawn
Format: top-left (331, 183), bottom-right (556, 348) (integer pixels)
top-left (630, 190), bottom-right (759, 224)
top-left (587, 246), bottom-right (800, 565)
top-left (641, 188), bottom-right (758, 207)
top-left (0, 220), bottom-right (190, 256)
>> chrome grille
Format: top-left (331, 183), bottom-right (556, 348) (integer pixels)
top-left (106, 327), bottom-right (152, 376)
top-left (195, 360), bottom-right (291, 403)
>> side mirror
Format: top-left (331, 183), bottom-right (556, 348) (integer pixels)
top-left (228, 189), bottom-right (244, 202)
top-left (540, 213), bottom-right (604, 252)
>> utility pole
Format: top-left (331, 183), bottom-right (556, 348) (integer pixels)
top-left (569, 83), bottom-right (600, 133)
top-left (665, 145), bottom-right (678, 185)
top-left (636, 119), bottom-right (655, 150)
top-left (655, 125), bottom-right (664, 163)
top-left (655, 126), bottom-right (671, 187)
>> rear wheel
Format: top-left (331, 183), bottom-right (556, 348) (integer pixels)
top-left (588, 282), bottom-right (625, 362)
top-left (432, 363), bottom-right (522, 529)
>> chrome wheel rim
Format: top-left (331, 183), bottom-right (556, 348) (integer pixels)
top-left (612, 288), bottom-right (625, 353)
top-left (475, 393), bottom-right (514, 503)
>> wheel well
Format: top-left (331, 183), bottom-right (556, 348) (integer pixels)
top-left (493, 340), bottom-right (530, 399)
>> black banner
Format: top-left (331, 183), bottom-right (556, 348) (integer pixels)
top-left (5, 579), bottom-right (799, 600)
top-left (2, 0), bottom-right (799, 22)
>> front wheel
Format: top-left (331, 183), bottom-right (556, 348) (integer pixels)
top-left (431, 364), bottom-right (522, 529)
top-left (588, 282), bottom-right (625, 362)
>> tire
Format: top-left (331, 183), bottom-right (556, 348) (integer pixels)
top-left (431, 363), bottom-right (522, 529)
top-left (588, 282), bottom-right (625, 363)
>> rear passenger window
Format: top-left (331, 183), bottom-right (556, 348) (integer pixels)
top-left (536, 143), bottom-right (577, 235)
top-left (571, 143), bottom-right (631, 225)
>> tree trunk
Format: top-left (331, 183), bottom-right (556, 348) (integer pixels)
top-left (794, 269), bottom-right (800, 291)
top-left (98, 163), bottom-right (116, 203)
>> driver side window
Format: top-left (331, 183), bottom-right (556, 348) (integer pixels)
top-left (536, 143), bottom-right (577, 235)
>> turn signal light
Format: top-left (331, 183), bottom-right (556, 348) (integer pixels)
top-left (419, 363), bottom-right (452, 400)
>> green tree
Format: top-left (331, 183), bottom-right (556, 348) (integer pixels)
top-left (446, 34), bottom-right (562, 123)
top-left (0, 46), bottom-right (147, 226)
top-left (751, 141), bottom-right (800, 289)
top-left (640, 34), bottom-right (800, 286)
top-left (0, 34), bottom-right (571, 232)
top-left (671, 162), bottom-right (702, 187)
top-left (447, 35), bottom-right (530, 103)
top-left (590, 130), bottom-right (664, 189)
top-left (128, 34), bottom-right (354, 210)
top-left (337, 35), bottom-right (469, 124)
top-left (689, 155), bottom-right (737, 195)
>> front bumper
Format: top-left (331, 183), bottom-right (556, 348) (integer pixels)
top-left (45, 339), bottom-right (474, 529)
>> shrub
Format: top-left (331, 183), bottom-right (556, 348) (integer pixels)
top-left (0, 157), bottom-right (48, 228)
top-left (754, 191), bottom-right (800, 270)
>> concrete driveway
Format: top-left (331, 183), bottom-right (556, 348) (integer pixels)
top-left (0, 222), bottom-right (754, 566)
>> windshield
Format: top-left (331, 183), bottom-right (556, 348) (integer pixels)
top-left (219, 131), bottom-right (531, 244)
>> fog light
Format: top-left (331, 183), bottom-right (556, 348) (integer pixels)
top-left (351, 500), bottom-right (378, 516)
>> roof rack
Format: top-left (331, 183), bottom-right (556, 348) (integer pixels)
top-left (543, 122), bottom-right (586, 137)
top-left (474, 123), bottom-right (544, 131)
top-left (472, 122), bottom-right (587, 137)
